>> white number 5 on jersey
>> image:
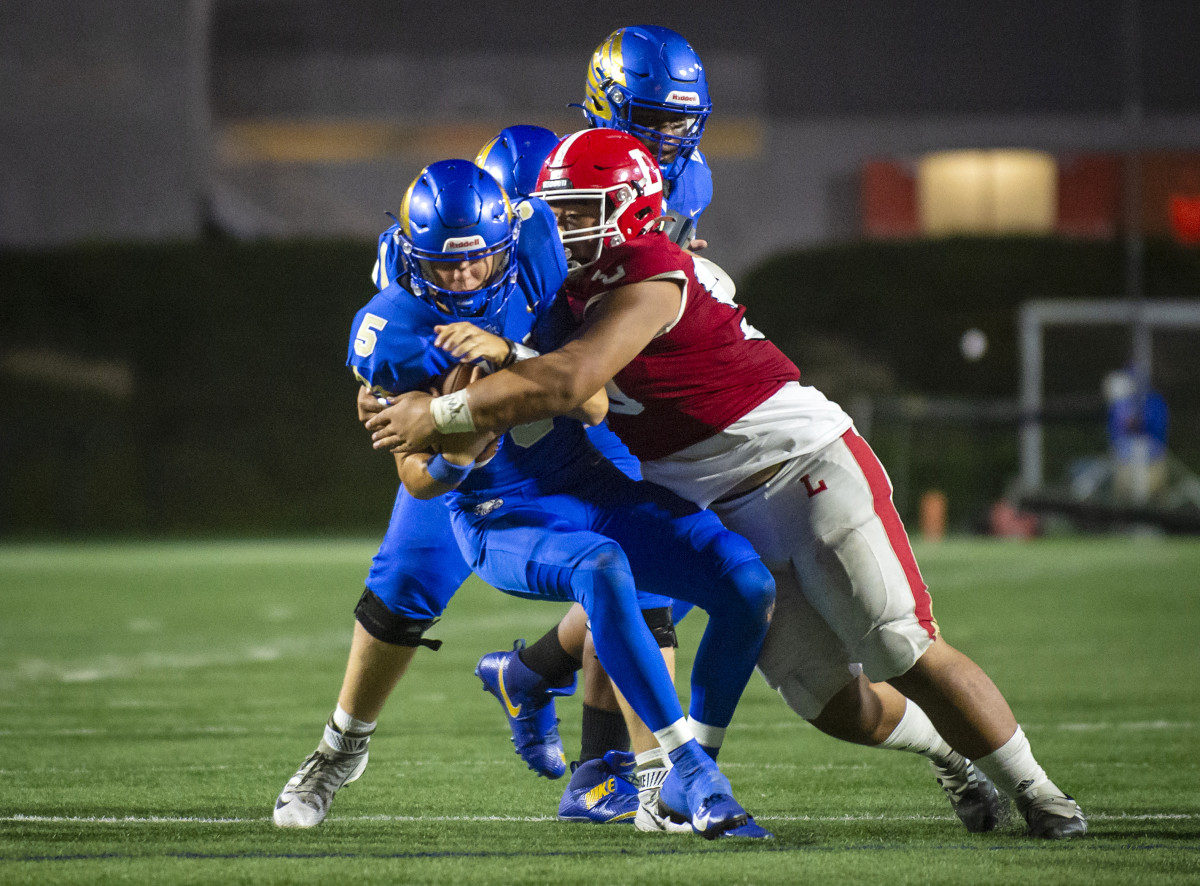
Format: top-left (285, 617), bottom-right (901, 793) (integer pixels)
top-left (354, 313), bottom-right (388, 357)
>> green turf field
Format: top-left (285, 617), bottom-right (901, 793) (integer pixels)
top-left (2, 536), bottom-right (1198, 884)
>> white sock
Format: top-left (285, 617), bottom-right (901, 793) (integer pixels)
top-left (877, 700), bottom-right (968, 772)
top-left (972, 726), bottom-right (1058, 801)
top-left (686, 717), bottom-right (726, 754)
top-left (323, 704), bottom-right (376, 752)
top-left (652, 718), bottom-right (694, 753)
top-left (635, 747), bottom-right (670, 773)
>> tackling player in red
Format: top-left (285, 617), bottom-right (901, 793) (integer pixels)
top-left (366, 129), bottom-right (1088, 840)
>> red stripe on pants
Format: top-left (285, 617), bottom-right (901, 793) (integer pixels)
top-left (842, 428), bottom-right (936, 638)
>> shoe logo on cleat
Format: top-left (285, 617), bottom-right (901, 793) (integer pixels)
top-left (496, 666), bottom-right (521, 718)
top-left (585, 777), bottom-right (617, 810)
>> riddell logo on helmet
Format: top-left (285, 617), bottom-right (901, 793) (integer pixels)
top-left (538, 178), bottom-right (573, 190)
top-left (667, 91), bottom-right (700, 105)
top-left (442, 235), bottom-right (486, 251)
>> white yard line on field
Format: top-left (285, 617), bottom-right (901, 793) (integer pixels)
top-left (4, 812), bottom-right (1196, 825)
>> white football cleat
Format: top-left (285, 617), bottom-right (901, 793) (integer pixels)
top-left (273, 744), bottom-right (368, 828)
top-left (633, 765), bottom-right (692, 833)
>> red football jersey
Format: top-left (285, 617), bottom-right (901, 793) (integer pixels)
top-left (563, 234), bottom-right (800, 460)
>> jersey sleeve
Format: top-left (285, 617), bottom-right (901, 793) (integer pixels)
top-left (346, 288), bottom-right (443, 394)
top-left (514, 197), bottom-right (568, 315)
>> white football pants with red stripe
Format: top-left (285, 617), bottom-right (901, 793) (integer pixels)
top-left (711, 427), bottom-right (938, 721)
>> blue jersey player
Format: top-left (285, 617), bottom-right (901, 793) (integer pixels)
top-left (365, 125), bottom-right (671, 824)
top-left (416, 25), bottom-right (722, 829)
top-left (273, 155), bottom-right (579, 828)
top-left (285, 158), bottom-right (774, 839)
top-left (274, 25), bottom-right (723, 832)
top-left (467, 25), bottom-right (722, 826)
top-left (371, 121), bottom-right (709, 827)
top-left (578, 25), bottom-right (714, 248)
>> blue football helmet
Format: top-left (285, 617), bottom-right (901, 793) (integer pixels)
top-left (581, 25), bottom-right (711, 184)
top-left (397, 159), bottom-right (520, 333)
top-left (475, 125), bottom-right (560, 199)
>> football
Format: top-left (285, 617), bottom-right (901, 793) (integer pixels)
top-left (437, 362), bottom-right (499, 463)
top-left (437, 361), bottom-right (480, 397)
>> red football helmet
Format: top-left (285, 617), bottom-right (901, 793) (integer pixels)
top-left (534, 129), bottom-right (665, 272)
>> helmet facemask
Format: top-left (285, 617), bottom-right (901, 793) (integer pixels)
top-left (540, 181), bottom-right (661, 275)
top-left (404, 230), bottom-right (519, 333)
top-left (397, 159), bottom-right (521, 334)
top-left (579, 25), bottom-right (712, 184)
top-left (623, 100), bottom-right (708, 182)
top-left (535, 129), bottom-right (666, 275)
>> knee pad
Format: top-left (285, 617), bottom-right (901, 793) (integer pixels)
top-left (568, 543), bottom-right (634, 615)
top-left (641, 606), bottom-right (677, 649)
top-left (354, 588), bottom-right (443, 650)
top-left (725, 559), bottom-right (777, 622)
top-left (855, 620), bottom-right (931, 682)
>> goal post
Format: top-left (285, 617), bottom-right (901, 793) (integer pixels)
top-left (1018, 298), bottom-right (1200, 500)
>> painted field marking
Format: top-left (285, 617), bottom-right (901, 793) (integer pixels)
top-left (5, 812), bottom-right (1196, 825)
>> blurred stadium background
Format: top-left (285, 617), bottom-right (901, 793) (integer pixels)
top-left (3, 0), bottom-right (1200, 537)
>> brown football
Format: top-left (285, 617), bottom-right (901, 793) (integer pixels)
top-left (437, 362), bottom-right (499, 463)
top-left (437, 361), bottom-right (479, 396)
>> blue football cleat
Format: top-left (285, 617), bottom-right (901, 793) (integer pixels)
top-left (691, 793), bottom-right (750, 838)
top-left (717, 817), bottom-right (774, 839)
top-left (557, 750), bottom-right (639, 823)
top-left (659, 747), bottom-right (770, 840)
top-left (475, 640), bottom-right (575, 779)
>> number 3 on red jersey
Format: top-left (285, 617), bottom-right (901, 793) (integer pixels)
top-left (605, 378), bottom-right (645, 415)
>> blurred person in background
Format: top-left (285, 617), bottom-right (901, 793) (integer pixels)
top-left (1104, 368), bottom-right (1169, 505)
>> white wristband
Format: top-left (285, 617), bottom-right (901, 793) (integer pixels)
top-left (430, 390), bottom-right (475, 433)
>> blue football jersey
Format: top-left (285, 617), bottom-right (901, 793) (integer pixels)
top-left (354, 196), bottom-right (565, 392)
top-left (665, 148), bottom-right (713, 226)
